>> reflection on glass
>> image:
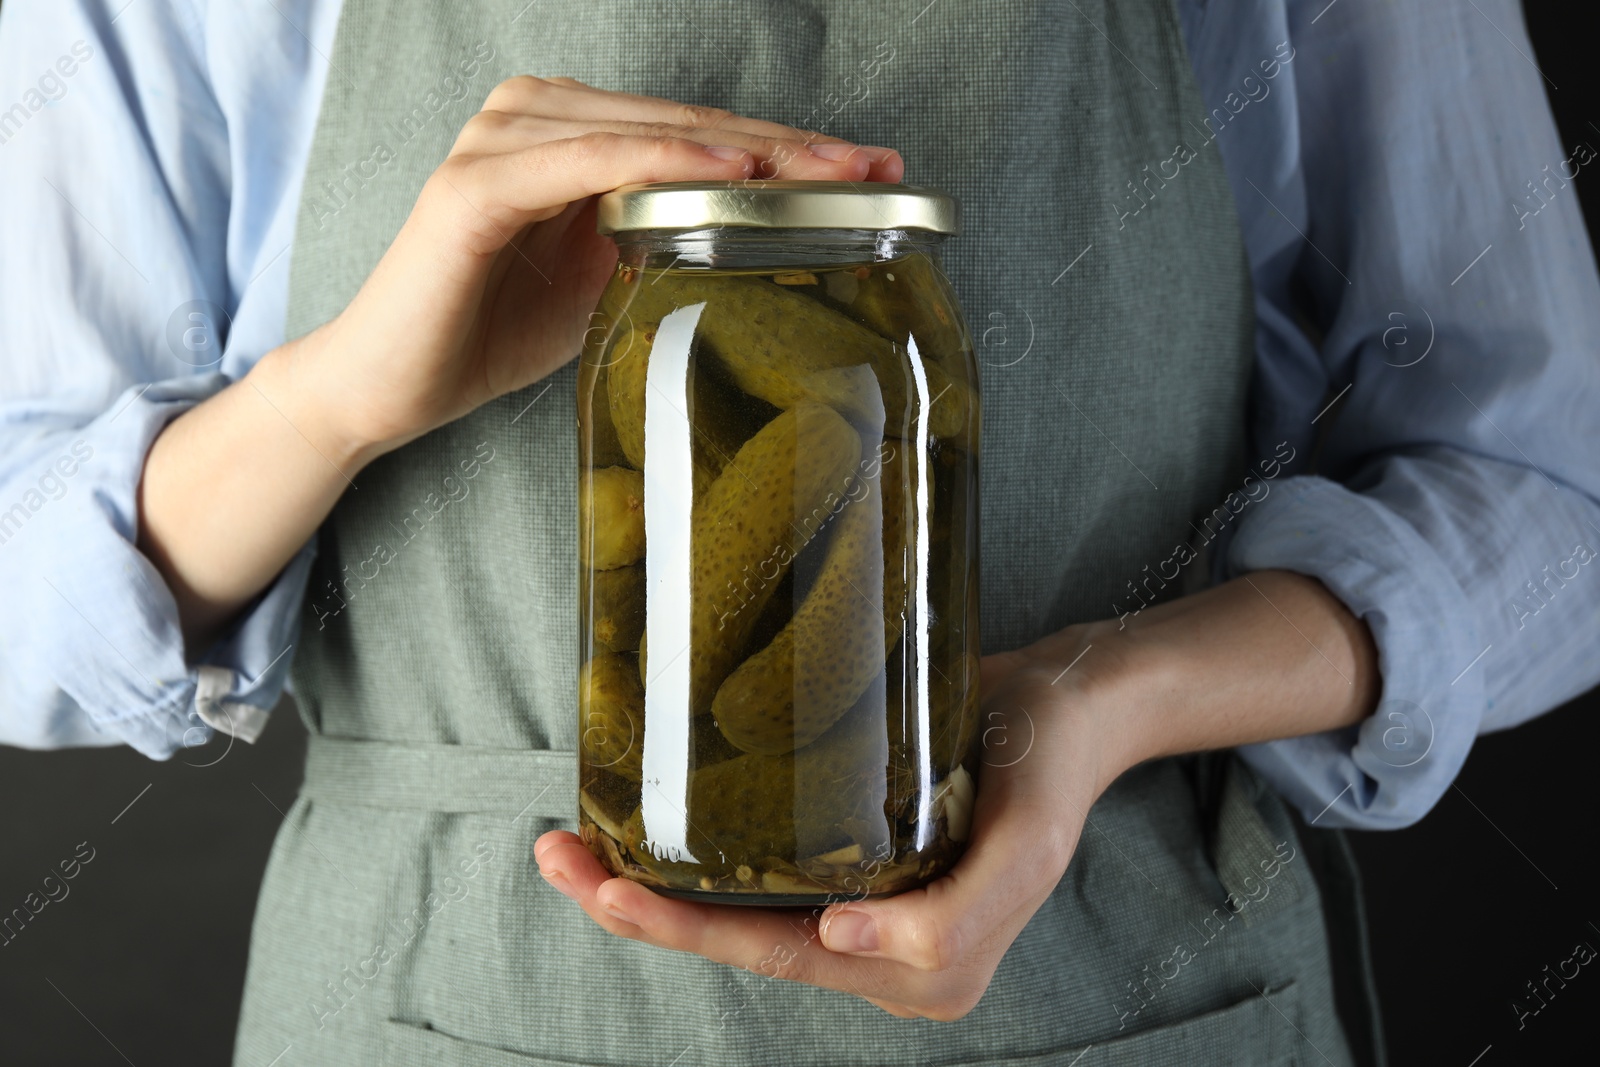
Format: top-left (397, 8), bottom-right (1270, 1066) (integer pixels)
top-left (638, 302), bottom-right (704, 865)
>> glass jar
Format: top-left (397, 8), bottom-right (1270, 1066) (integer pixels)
top-left (576, 180), bottom-right (979, 905)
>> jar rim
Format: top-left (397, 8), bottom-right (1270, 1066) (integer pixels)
top-left (596, 180), bottom-right (960, 236)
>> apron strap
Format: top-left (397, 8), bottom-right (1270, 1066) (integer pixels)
top-left (301, 735), bottom-right (577, 821)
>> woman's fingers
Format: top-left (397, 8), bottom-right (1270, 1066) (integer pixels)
top-left (474, 76), bottom-right (905, 182)
top-left (547, 87), bottom-right (905, 180)
top-left (586, 120), bottom-right (901, 182)
top-left (535, 833), bottom-right (656, 939)
top-left (536, 836), bottom-right (782, 957)
top-left (487, 75), bottom-right (838, 147)
top-left (535, 832), bottom-right (910, 993)
top-left (534, 830), bottom-right (998, 1019)
top-left (429, 128), bottom-right (903, 255)
top-left (460, 111), bottom-right (891, 181)
top-left (588, 869), bottom-right (945, 1006)
top-left (417, 132), bottom-right (758, 255)
top-left (464, 112), bottom-right (901, 181)
top-left (532, 829), bottom-right (579, 865)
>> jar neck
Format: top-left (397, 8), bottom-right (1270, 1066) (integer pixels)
top-left (612, 228), bottom-right (946, 271)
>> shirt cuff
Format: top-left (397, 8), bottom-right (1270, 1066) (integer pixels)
top-left (1, 376), bottom-right (311, 759)
top-left (1221, 474), bottom-right (1485, 829)
top-left (192, 537), bottom-right (316, 745)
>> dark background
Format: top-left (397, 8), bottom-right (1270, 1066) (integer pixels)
top-left (2, 3), bottom-right (1596, 1063)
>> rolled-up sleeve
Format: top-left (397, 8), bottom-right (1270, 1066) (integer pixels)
top-left (0, 0), bottom-right (333, 758)
top-left (1, 379), bottom-right (316, 756)
top-left (1184, 0), bottom-right (1600, 827)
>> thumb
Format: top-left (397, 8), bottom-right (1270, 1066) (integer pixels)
top-left (817, 766), bottom-right (1073, 971)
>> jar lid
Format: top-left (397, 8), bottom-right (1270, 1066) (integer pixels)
top-left (596, 180), bottom-right (960, 236)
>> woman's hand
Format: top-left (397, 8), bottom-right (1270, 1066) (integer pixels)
top-left (281, 75), bottom-right (903, 462)
top-left (535, 571), bottom-right (1379, 1019)
top-left (139, 77), bottom-right (900, 649)
top-left (537, 621), bottom-right (1133, 1021)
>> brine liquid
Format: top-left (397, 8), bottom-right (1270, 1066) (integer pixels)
top-left (576, 254), bottom-right (979, 903)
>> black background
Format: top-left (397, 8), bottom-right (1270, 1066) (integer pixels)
top-left (1, 3), bottom-right (1596, 1063)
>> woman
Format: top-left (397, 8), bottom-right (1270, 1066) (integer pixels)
top-left (2, 1), bottom-right (1596, 1063)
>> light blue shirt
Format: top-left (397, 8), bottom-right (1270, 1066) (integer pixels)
top-left (2, 0), bottom-right (1597, 829)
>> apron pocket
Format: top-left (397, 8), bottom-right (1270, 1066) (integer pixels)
top-left (383, 981), bottom-right (1315, 1067)
top-left (908, 981), bottom-right (1309, 1067)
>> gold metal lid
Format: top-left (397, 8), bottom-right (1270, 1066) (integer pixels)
top-left (596, 180), bottom-right (960, 236)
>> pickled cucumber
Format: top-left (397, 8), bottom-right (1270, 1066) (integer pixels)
top-left (689, 403), bottom-right (862, 712)
top-left (678, 692), bottom-right (890, 865)
top-left (939, 656), bottom-right (981, 771)
top-left (934, 655), bottom-right (979, 771)
top-left (693, 710), bottom-right (746, 768)
top-left (886, 652), bottom-right (981, 773)
top-left (828, 255), bottom-right (978, 449)
top-left (590, 564), bottom-right (645, 653)
top-left (878, 438), bottom-right (913, 639)
top-left (712, 435), bottom-right (917, 755)
top-left (579, 651), bottom-right (645, 781)
top-left (928, 443), bottom-right (976, 652)
top-left (686, 360), bottom-right (781, 499)
top-left (585, 366), bottom-right (632, 469)
top-left (605, 323), bottom-right (655, 469)
top-left (849, 254), bottom-right (964, 367)
top-left (630, 272), bottom-right (968, 443)
top-left (740, 567), bottom-right (796, 659)
top-left (580, 766), bottom-right (638, 843)
top-left (715, 275), bottom-right (965, 442)
top-left (607, 317), bottom-right (777, 477)
top-left (579, 466), bottom-right (645, 570)
top-left (713, 466), bottom-right (895, 755)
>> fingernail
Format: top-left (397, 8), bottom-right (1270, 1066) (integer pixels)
top-left (857, 145), bottom-right (899, 160)
top-left (704, 144), bottom-right (750, 161)
top-left (823, 909), bottom-right (878, 953)
top-left (540, 867), bottom-right (578, 901)
top-left (808, 142), bottom-right (861, 161)
top-left (602, 900), bottom-right (640, 926)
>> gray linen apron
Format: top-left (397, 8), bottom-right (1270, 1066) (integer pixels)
top-left (235, 2), bottom-right (1380, 1064)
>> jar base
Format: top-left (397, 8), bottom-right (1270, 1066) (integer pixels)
top-left (650, 884), bottom-right (901, 909)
